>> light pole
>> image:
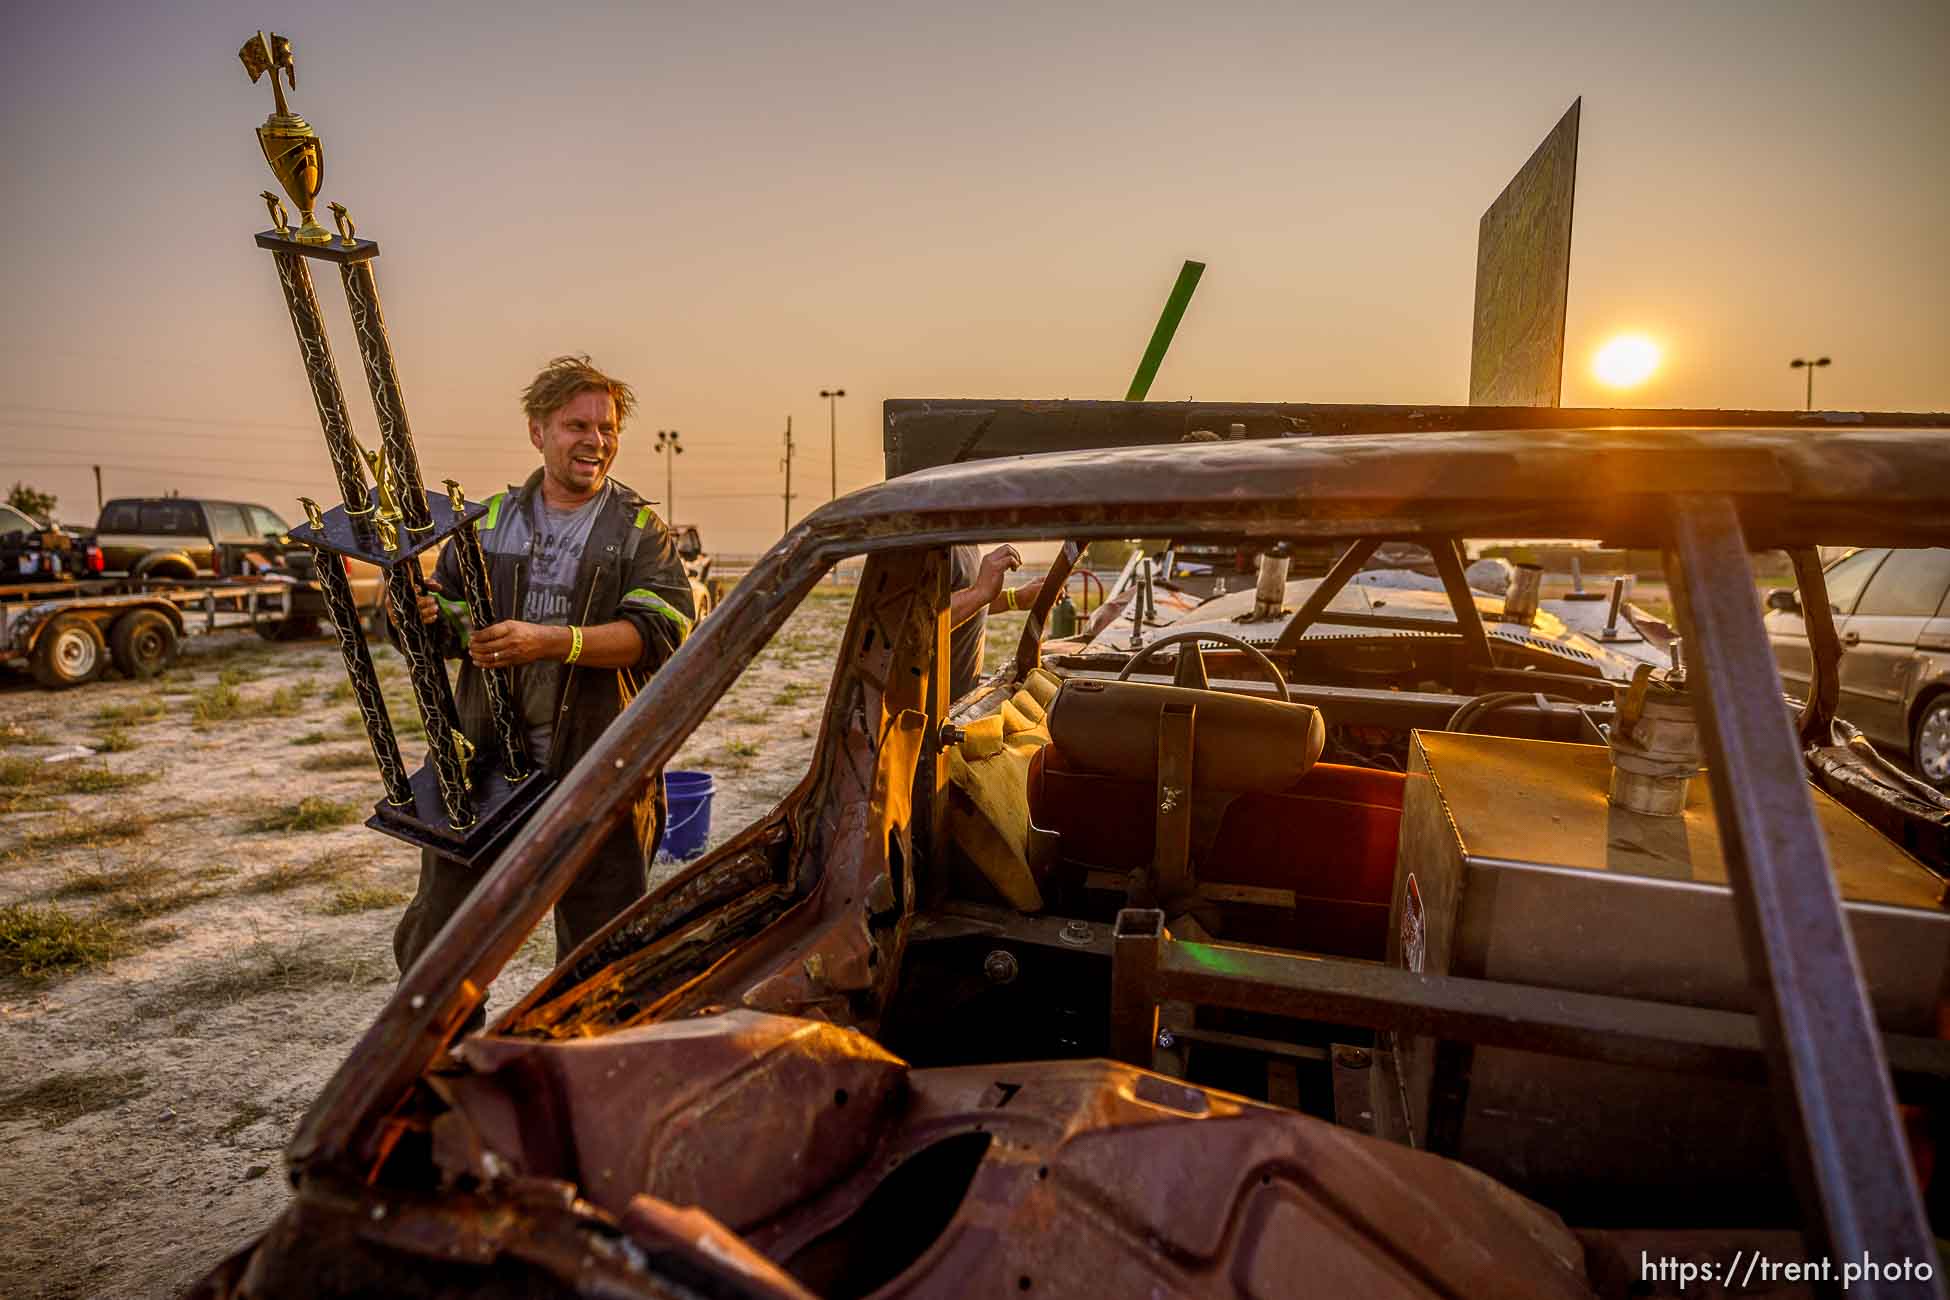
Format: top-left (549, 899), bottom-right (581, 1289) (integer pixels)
top-left (1789, 356), bottom-right (1831, 411)
top-left (781, 416), bottom-right (796, 533)
top-left (654, 429), bottom-right (682, 519)
top-left (819, 388), bottom-right (845, 503)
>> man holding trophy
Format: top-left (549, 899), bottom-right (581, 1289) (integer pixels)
top-left (397, 356), bottom-right (695, 984)
top-left (238, 32), bottom-right (694, 1028)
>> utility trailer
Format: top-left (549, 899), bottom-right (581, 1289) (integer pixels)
top-left (0, 575), bottom-right (308, 688)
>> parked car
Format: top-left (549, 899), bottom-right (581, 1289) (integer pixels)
top-left (1766, 546), bottom-right (1950, 788)
top-left (0, 502), bottom-right (104, 583)
top-left (93, 496), bottom-right (381, 638)
top-left (194, 418), bottom-right (1950, 1300)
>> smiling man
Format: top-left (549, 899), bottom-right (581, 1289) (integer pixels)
top-left (397, 355), bottom-right (695, 1001)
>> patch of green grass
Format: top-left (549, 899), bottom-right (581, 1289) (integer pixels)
top-left (324, 680), bottom-right (354, 703)
top-left (724, 738), bottom-right (761, 762)
top-left (320, 884), bottom-right (407, 915)
top-left (772, 682), bottom-right (809, 708)
top-left (247, 798), bottom-right (362, 835)
top-left (92, 727), bottom-right (138, 754)
top-left (0, 722), bottom-right (55, 747)
top-left (0, 1067), bottom-right (148, 1128)
top-left (193, 681), bottom-right (305, 727)
top-left (54, 861), bottom-right (177, 898)
top-left (0, 756), bottom-right (39, 788)
top-left (15, 810), bottom-right (184, 852)
top-left (240, 850), bottom-right (368, 894)
top-left (291, 730), bottom-right (333, 746)
top-left (52, 764), bottom-right (157, 795)
top-left (104, 877), bottom-right (230, 922)
top-left (140, 944), bottom-right (388, 1016)
top-left (218, 664), bottom-right (263, 686)
top-left (0, 903), bottom-right (134, 978)
top-left (300, 748), bottom-right (374, 772)
top-left (191, 681), bottom-right (243, 723)
top-left (95, 697), bottom-right (165, 726)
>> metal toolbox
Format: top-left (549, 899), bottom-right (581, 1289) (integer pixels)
top-left (1383, 730), bottom-right (1949, 1222)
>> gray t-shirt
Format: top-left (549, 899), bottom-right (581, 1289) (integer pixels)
top-left (949, 544), bottom-right (986, 701)
top-left (485, 485), bottom-right (609, 758)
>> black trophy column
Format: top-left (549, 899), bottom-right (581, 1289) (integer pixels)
top-left (382, 565), bottom-right (474, 829)
top-left (450, 524), bottom-right (528, 779)
top-left (340, 261), bottom-right (433, 533)
top-left (269, 250), bottom-right (371, 515)
top-left (315, 555), bottom-right (412, 806)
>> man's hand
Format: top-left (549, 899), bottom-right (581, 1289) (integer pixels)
top-left (416, 577), bottom-right (445, 625)
top-left (975, 545), bottom-right (1022, 600)
top-left (470, 619), bottom-right (560, 669)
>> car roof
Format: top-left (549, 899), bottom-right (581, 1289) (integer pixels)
top-left (820, 422), bottom-right (1950, 552)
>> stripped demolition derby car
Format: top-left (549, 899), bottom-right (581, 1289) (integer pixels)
top-left (197, 405), bottom-right (1950, 1299)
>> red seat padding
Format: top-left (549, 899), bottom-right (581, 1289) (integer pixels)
top-left (1028, 747), bottom-right (1403, 959)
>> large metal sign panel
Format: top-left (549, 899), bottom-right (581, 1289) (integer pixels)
top-left (1469, 100), bottom-right (1581, 407)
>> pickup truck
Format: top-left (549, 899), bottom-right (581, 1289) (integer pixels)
top-left (93, 496), bottom-right (380, 637)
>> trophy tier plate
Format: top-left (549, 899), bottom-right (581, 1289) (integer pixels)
top-left (368, 761), bottom-right (555, 866)
top-left (290, 491), bottom-right (486, 568)
top-left (255, 228), bottom-right (380, 264)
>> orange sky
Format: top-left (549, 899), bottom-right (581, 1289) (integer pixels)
top-left (2, 0), bottom-right (1945, 551)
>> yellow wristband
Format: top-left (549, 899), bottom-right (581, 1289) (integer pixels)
top-left (1004, 586), bottom-right (1018, 612)
top-left (566, 624), bottom-right (583, 665)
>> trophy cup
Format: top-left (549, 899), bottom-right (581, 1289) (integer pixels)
top-left (240, 31), bottom-right (549, 862)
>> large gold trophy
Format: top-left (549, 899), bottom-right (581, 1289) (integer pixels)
top-left (240, 31), bottom-right (548, 862)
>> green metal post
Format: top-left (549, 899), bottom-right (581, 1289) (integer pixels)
top-left (1125, 260), bottom-right (1207, 401)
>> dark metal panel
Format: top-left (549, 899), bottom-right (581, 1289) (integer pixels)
top-left (1470, 100), bottom-right (1580, 407)
top-left (1670, 495), bottom-right (1937, 1291)
top-left (881, 397), bottom-right (1948, 479)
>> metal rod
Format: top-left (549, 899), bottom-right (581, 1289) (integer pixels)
top-left (450, 521), bottom-right (527, 779)
top-left (1110, 923), bottom-right (1950, 1090)
top-left (1602, 574), bottom-right (1627, 638)
top-left (1432, 538), bottom-right (1495, 671)
top-left (1670, 494), bottom-right (1935, 1289)
top-left (1272, 539), bottom-right (1381, 652)
top-left (268, 250), bottom-right (370, 514)
top-left (340, 260), bottom-right (433, 531)
top-left (1110, 908), bottom-right (1165, 1065)
top-left (381, 565), bottom-right (473, 828)
top-left (314, 552), bottom-right (411, 805)
top-left (1789, 547), bottom-right (1842, 748)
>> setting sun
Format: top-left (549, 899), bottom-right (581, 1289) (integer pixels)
top-left (1592, 334), bottom-right (1661, 389)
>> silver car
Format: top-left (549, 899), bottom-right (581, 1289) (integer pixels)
top-left (1767, 546), bottom-right (1950, 788)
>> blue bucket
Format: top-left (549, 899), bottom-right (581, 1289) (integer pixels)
top-left (661, 769), bottom-right (716, 861)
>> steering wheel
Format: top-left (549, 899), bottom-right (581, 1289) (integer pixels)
top-left (1116, 629), bottom-right (1291, 702)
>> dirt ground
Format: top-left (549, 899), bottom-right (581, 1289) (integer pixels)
top-left (0, 585), bottom-right (905, 1300)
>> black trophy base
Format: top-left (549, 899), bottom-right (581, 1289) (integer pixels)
top-left (289, 490), bottom-right (486, 569)
top-left (368, 760), bottom-right (554, 867)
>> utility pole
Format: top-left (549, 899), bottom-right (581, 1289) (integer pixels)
top-left (654, 430), bottom-right (682, 519)
top-left (1789, 356), bottom-right (1832, 411)
top-left (781, 415), bottom-right (796, 533)
top-left (92, 465), bottom-right (102, 511)
top-left (819, 388), bottom-right (845, 502)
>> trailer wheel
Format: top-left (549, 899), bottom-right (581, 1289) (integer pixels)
top-left (31, 614), bottom-right (108, 689)
top-left (109, 609), bottom-right (179, 679)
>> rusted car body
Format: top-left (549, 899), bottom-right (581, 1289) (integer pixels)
top-left (198, 407), bottom-right (1950, 1299)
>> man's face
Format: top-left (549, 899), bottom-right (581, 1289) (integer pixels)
top-left (530, 389), bottom-right (619, 499)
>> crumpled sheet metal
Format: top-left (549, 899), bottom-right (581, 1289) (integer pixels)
top-left (408, 1010), bottom-right (1594, 1298)
top-left (438, 1011), bottom-right (908, 1231)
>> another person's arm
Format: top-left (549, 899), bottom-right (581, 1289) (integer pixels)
top-left (950, 545), bottom-right (1048, 626)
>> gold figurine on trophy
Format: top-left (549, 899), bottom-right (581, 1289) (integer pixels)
top-left (239, 31), bottom-right (331, 245)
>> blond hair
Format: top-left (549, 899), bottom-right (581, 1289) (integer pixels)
top-left (520, 355), bottom-right (638, 431)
